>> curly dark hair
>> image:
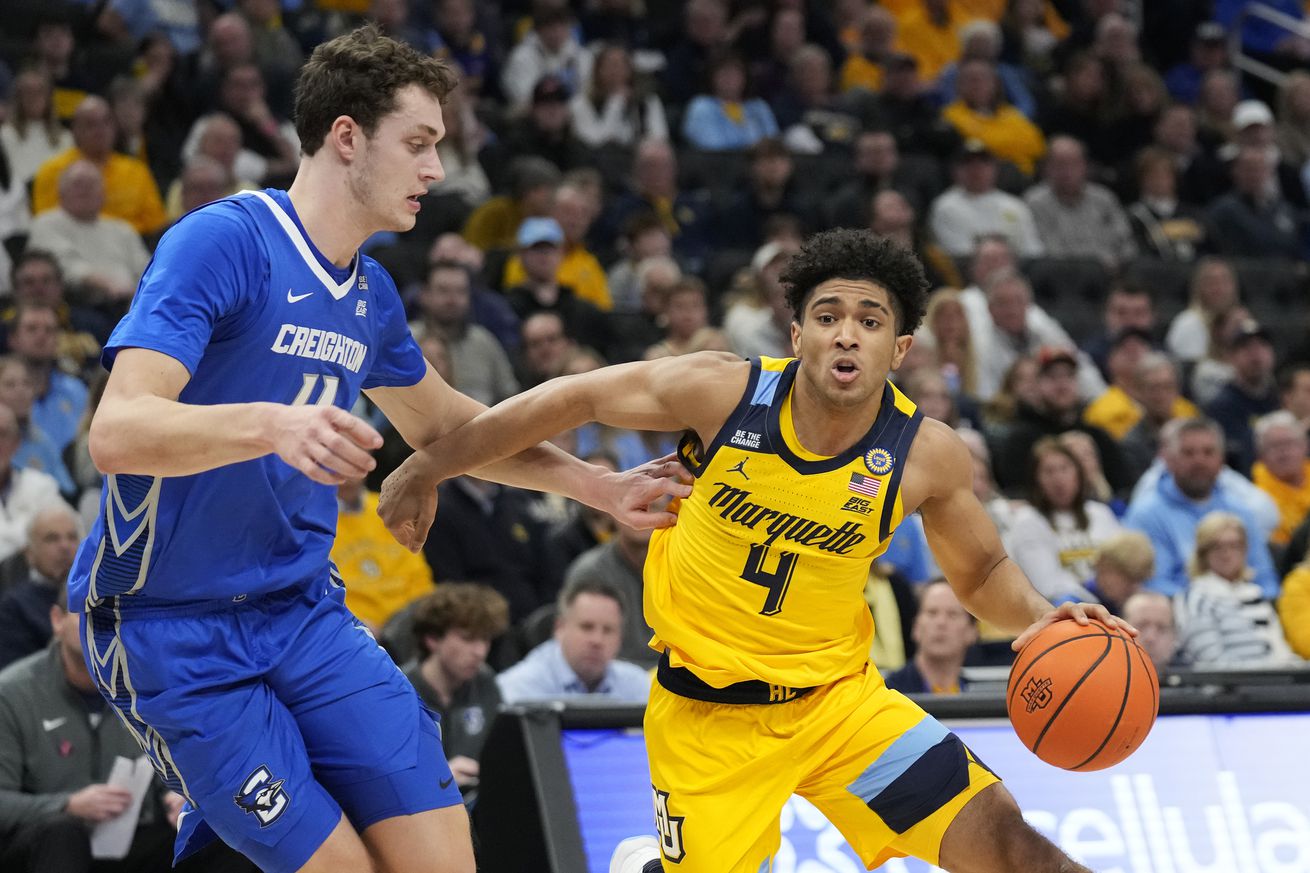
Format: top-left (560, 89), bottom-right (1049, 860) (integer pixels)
top-left (779, 229), bottom-right (930, 336)
top-left (294, 24), bottom-right (459, 157)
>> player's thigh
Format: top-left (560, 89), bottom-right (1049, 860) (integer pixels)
top-left (798, 676), bottom-right (1000, 870)
top-left (270, 587), bottom-right (464, 833)
top-left (294, 814), bottom-right (372, 873)
top-left (359, 806), bottom-right (475, 873)
top-left (643, 682), bottom-right (796, 873)
top-left (82, 607), bottom-right (350, 873)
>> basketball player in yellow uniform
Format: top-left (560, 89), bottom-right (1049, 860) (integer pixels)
top-left (378, 229), bottom-right (1131, 873)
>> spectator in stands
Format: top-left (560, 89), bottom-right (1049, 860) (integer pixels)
top-left (0, 505), bottom-right (82, 669)
top-left (1164, 21), bottom-right (1231, 107)
top-left (1083, 328), bottom-right (1183, 440)
top-left (109, 76), bottom-right (150, 169)
top-left (0, 69), bottom-right (72, 188)
top-left (1223, 99), bottom-right (1308, 207)
top-left (0, 359), bottom-right (73, 498)
top-left (514, 311), bottom-right (576, 390)
top-left (1124, 417), bottom-right (1279, 597)
top-left (990, 345), bottom-right (1124, 496)
top-left (1196, 68), bottom-right (1240, 149)
top-left (570, 43), bottom-right (668, 149)
top-left (27, 13), bottom-right (97, 122)
top-left (1025, 135), bottom-right (1137, 266)
top-left (1280, 363), bottom-right (1310, 436)
top-left (1120, 353), bottom-right (1198, 482)
top-left (563, 509), bottom-right (660, 668)
top-left (403, 584), bottom-right (509, 791)
top-left (368, 0), bottom-right (436, 53)
top-left (921, 288), bottom-right (977, 400)
top-left (31, 95), bottom-right (166, 237)
top-left (722, 241), bottom-right (795, 359)
top-left (1121, 591), bottom-right (1180, 673)
top-left (332, 475), bottom-right (435, 633)
top-left (192, 13), bottom-right (259, 112)
top-left (1205, 318), bottom-right (1279, 474)
top-left (413, 261), bottom-right (518, 406)
top-left (429, 0), bottom-right (497, 98)
top-left (956, 235), bottom-right (1066, 361)
top-left (502, 4), bottom-right (592, 114)
top-left (682, 52), bottom-right (779, 152)
top-left (827, 130), bottom-right (941, 228)
top-left (607, 213), bottom-right (672, 314)
top-left (1126, 146), bottom-right (1208, 261)
top-left (1208, 145), bottom-right (1304, 259)
top-left (942, 58), bottom-right (1046, 176)
top-left (902, 368), bottom-right (969, 429)
top-left (1005, 437), bottom-right (1122, 602)
top-left (210, 64), bottom-right (300, 186)
top-left (462, 155), bottom-right (560, 253)
top-left (427, 80), bottom-right (490, 210)
top-left (895, 0), bottom-right (967, 83)
top-left (173, 155), bottom-right (236, 217)
top-left (1176, 511), bottom-right (1301, 667)
top-left (869, 189), bottom-right (960, 289)
top-left (98, 0), bottom-right (202, 56)
top-left (1250, 411), bottom-right (1310, 548)
top-left (772, 44), bottom-right (875, 157)
top-left (181, 114), bottom-right (262, 199)
top-left (884, 580), bottom-right (977, 695)
top-left (497, 578), bottom-right (650, 703)
top-left (662, 0), bottom-right (733, 105)
top-left (1083, 531), bottom-right (1154, 615)
top-left (604, 138), bottom-right (713, 272)
top-left (503, 181), bottom-right (611, 310)
top-left (488, 75), bottom-right (591, 187)
top-left (1151, 102), bottom-right (1227, 208)
top-left (930, 141), bottom-right (1044, 259)
top-left (957, 426), bottom-right (1022, 544)
top-left (4, 252), bottom-right (110, 367)
top-left (872, 51), bottom-right (962, 160)
top-left (1060, 429), bottom-right (1123, 512)
top-left (644, 277), bottom-right (728, 359)
top-left (1279, 559), bottom-right (1310, 658)
top-left (1275, 71), bottom-right (1310, 166)
top-left (1039, 52), bottom-right (1111, 164)
top-left (716, 137), bottom-right (813, 250)
top-left (9, 303), bottom-right (87, 455)
top-left (504, 217), bottom-right (609, 354)
top-left (0, 590), bottom-right (238, 873)
top-left (839, 6), bottom-right (897, 94)
top-left (0, 403), bottom-right (66, 564)
top-left (26, 161), bottom-right (151, 309)
top-left (1082, 283), bottom-right (1157, 381)
top-left (1165, 256), bottom-right (1240, 365)
top-left (937, 19), bottom-right (1038, 120)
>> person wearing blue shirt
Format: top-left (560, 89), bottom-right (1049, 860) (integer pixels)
top-left (497, 578), bottom-right (651, 704)
top-left (682, 53), bottom-right (779, 152)
top-left (66, 27), bottom-right (684, 873)
top-left (1123, 417), bottom-right (1279, 598)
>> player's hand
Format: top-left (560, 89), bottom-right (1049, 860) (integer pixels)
top-left (377, 457), bottom-right (439, 553)
top-left (448, 755), bottom-right (480, 787)
top-left (269, 405), bottom-right (382, 486)
top-left (594, 454), bottom-right (694, 530)
top-left (66, 784), bottom-right (133, 822)
top-left (1012, 601), bottom-right (1138, 652)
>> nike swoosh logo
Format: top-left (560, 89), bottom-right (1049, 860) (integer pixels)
top-left (42, 717), bottom-right (67, 732)
top-left (439, 776), bottom-right (454, 790)
top-left (287, 289), bottom-right (314, 303)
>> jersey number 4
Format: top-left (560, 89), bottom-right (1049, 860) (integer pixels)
top-left (291, 373), bottom-right (340, 407)
top-left (740, 543), bottom-right (798, 616)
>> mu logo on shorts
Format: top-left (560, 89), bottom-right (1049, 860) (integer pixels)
top-left (1021, 676), bottom-right (1054, 713)
top-left (652, 786), bottom-right (686, 862)
top-left (234, 765), bottom-right (290, 827)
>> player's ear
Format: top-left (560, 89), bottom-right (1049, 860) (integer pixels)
top-left (890, 333), bottom-right (913, 369)
top-left (790, 318), bottom-right (802, 357)
top-left (328, 115), bottom-right (360, 159)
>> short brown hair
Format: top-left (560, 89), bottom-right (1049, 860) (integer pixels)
top-left (411, 583), bottom-right (510, 656)
top-left (294, 24), bottom-right (459, 156)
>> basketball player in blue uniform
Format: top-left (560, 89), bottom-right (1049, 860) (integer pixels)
top-left (66, 28), bottom-right (686, 873)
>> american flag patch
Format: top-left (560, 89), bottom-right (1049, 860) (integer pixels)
top-left (848, 472), bottom-right (881, 498)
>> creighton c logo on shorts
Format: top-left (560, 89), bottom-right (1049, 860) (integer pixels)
top-left (234, 765), bottom-right (290, 827)
top-left (864, 447), bottom-right (894, 476)
top-left (652, 786), bottom-right (686, 862)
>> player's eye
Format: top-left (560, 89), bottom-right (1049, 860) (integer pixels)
top-left (863, 318), bottom-right (879, 329)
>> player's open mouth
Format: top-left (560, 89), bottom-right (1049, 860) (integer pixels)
top-left (832, 360), bottom-right (860, 384)
top-left (406, 194), bottom-right (423, 211)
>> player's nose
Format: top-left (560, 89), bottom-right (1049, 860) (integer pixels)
top-left (423, 152), bottom-right (446, 184)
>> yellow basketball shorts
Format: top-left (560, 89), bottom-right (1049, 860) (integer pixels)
top-left (643, 664), bottom-right (1000, 872)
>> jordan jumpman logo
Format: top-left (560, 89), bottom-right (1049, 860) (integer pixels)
top-left (728, 458), bottom-right (749, 480)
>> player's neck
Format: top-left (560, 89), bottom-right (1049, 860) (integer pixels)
top-left (789, 377), bottom-right (882, 457)
top-left (286, 171), bottom-right (370, 267)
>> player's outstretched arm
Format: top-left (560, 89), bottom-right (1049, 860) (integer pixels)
top-left (907, 419), bottom-right (1131, 642)
top-left (370, 351), bottom-right (747, 550)
top-left (90, 348), bottom-right (382, 484)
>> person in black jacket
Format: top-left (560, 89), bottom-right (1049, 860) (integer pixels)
top-left (884, 580), bottom-right (979, 695)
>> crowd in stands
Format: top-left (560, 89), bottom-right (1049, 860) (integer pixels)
top-left (4, 0), bottom-right (1310, 865)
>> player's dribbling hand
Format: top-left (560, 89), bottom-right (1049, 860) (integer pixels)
top-left (1012, 601), bottom-right (1138, 652)
top-left (270, 405), bottom-right (383, 485)
top-left (377, 457), bottom-right (438, 553)
top-left (596, 454), bottom-right (694, 530)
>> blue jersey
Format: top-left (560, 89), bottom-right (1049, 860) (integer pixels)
top-left (68, 190), bottom-right (427, 611)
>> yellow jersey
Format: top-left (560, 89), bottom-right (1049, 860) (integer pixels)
top-left (646, 356), bottom-right (923, 690)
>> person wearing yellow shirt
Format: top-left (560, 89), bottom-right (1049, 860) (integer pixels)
top-left (1084, 328), bottom-right (1199, 439)
top-left (942, 58), bottom-right (1046, 175)
top-left (462, 155), bottom-right (560, 252)
top-left (895, 0), bottom-right (969, 83)
top-left (1251, 411), bottom-right (1310, 547)
top-left (840, 7), bottom-right (898, 94)
top-left (31, 96), bottom-right (166, 237)
top-left (333, 477), bottom-right (436, 631)
top-left (502, 181), bottom-right (612, 309)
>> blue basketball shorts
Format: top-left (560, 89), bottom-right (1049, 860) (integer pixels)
top-left (80, 574), bottom-right (462, 873)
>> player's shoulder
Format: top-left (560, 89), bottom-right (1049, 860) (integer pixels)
top-left (158, 194), bottom-right (263, 251)
top-left (902, 418), bottom-right (972, 493)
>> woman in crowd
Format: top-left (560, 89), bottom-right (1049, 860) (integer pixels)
top-left (0, 69), bottom-right (72, 187)
top-left (571, 43), bottom-right (669, 149)
top-left (921, 288), bottom-right (978, 400)
top-left (681, 51), bottom-right (779, 151)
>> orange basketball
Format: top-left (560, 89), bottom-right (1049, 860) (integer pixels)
top-left (1006, 618), bottom-right (1159, 771)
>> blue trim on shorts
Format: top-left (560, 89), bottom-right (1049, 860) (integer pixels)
top-left (846, 715), bottom-right (947, 802)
